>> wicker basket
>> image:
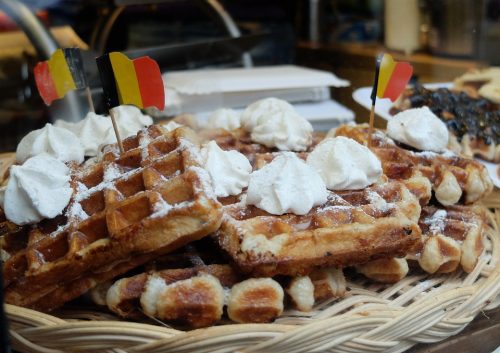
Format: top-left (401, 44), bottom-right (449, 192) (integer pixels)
top-left (6, 199), bottom-right (500, 353)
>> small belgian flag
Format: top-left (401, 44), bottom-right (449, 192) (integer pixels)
top-left (96, 52), bottom-right (165, 111)
top-left (34, 48), bottom-right (87, 105)
top-left (371, 53), bottom-right (413, 103)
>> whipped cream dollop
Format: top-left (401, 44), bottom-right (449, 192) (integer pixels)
top-left (16, 123), bottom-right (84, 164)
top-left (112, 105), bottom-right (153, 138)
top-left (201, 141), bottom-right (251, 197)
top-left (387, 106), bottom-right (449, 152)
top-left (307, 137), bottom-right (382, 190)
top-left (247, 152), bottom-right (328, 215)
top-left (56, 112), bottom-right (115, 157)
top-left (2, 154), bottom-right (72, 225)
top-left (241, 98), bottom-right (312, 151)
top-left (55, 106), bottom-right (153, 156)
top-left (207, 108), bottom-right (241, 130)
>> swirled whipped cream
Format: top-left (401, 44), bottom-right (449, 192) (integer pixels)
top-left (16, 123), bottom-right (84, 164)
top-left (2, 154), bottom-right (72, 225)
top-left (247, 152), bottom-right (327, 215)
top-left (207, 108), bottom-right (241, 131)
top-left (201, 141), bottom-right (252, 197)
top-left (387, 106), bottom-right (449, 152)
top-left (56, 112), bottom-right (115, 157)
top-left (55, 106), bottom-right (153, 157)
top-left (112, 105), bottom-right (153, 138)
top-left (307, 137), bottom-right (382, 190)
top-left (241, 98), bottom-right (313, 151)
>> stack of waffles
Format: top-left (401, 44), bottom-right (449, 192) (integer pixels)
top-left (0, 120), bottom-right (493, 327)
top-left (0, 126), bottom-right (221, 311)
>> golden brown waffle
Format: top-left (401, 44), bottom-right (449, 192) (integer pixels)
top-left (107, 264), bottom-right (239, 327)
top-left (1, 125), bottom-right (222, 310)
top-left (334, 124), bottom-right (493, 205)
top-left (199, 128), bottom-right (272, 166)
top-left (416, 204), bottom-right (485, 274)
top-left (215, 179), bottom-right (422, 277)
top-left (100, 252), bottom-right (347, 326)
top-left (199, 128), bottom-right (325, 167)
top-left (0, 152), bottom-right (15, 186)
top-left (356, 203), bottom-right (486, 282)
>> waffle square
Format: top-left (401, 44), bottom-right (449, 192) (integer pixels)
top-left (1, 125), bottom-right (222, 310)
top-left (215, 180), bottom-right (422, 277)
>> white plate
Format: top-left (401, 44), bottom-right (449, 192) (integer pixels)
top-left (352, 83), bottom-right (500, 188)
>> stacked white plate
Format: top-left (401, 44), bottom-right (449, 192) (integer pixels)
top-left (155, 65), bottom-right (354, 130)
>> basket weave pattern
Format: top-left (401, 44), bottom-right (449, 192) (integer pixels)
top-left (6, 205), bottom-right (500, 353)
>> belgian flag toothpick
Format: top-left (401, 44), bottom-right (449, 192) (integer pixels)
top-left (96, 52), bottom-right (165, 153)
top-left (368, 53), bottom-right (413, 147)
top-left (34, 48), bottom-right (94, 112)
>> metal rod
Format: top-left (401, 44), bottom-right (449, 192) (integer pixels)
top-left (0, 0), bottom-right (57, 60)
top-left (204, 0), bottom-right (253, 68)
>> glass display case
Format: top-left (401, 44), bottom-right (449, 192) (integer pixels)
top-left (0, 1), bottom-right (498, 352)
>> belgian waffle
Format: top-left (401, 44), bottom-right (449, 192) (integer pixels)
top-left (215, 179), bottom-right (422, 277)
top-left (100, 248), bottom-right (346, 326)
top-left (0, 152), bottom-right (15, 186)
top-left (417, 204), bottom-right (485, 274)
top-left (390, 85), bottom-right (499, 163)
top-left (1, 125), bottom-right (222, 310)
top-left (199, 128), bottom-right (325, 167)
top-left (356, 204), bottom-right (485, 282)
top-left (334, 124), bottom-right (493, 206)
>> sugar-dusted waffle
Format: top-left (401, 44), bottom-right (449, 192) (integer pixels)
top-left (199, 128), bottom-right (325, 167)
top-left (334, 124), bottom-right (493, 205)
top-left (417, 204), bottom-right (485, 274)
top-left (1, 125), bottom-right (222, 310)
top-left (98, 246), bottom-right (347, 326)
top-left (215, 179), bottom-right (422, 277)
top-left (356, 204), bottom-right (485, 282)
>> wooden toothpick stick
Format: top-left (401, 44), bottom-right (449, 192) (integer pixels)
top-left (367, 104), bottom-right (375, 148)
top-left (85, 86), bottom-right (95, 113)
top-left (368, 54), bottom-right (382, 148)
top-left (109, 108), bottom-right (124, 154)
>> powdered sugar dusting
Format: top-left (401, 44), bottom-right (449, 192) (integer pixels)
top-left (189, 165), bottom-right (217, 201)
top-left (179, 138), bottom-right (204, 165)
top-left (151, 197), bottom-right (172, 218)
top-left (67, 202), bottom-right (89, 221)
top-left (104, 163), bottom-right (122, 182)
top-left (139, 130), bottom-right (153, 160)
top-left (366, 190), bottom-right (394, 212)
top-left (424, 209), bottom-right (447, 234)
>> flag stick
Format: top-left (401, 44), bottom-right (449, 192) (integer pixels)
top-left (109, 108), bottom-right (124, 154)
top-left (368, 54), bottom-right (382, 148)
top-left (367, 104), bottom-right (376, 148)
top-left (85, 87), bottom-right (95, 113)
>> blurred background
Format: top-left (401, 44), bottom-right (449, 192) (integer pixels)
top-left (0, 0), bottom-right (498, 151)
